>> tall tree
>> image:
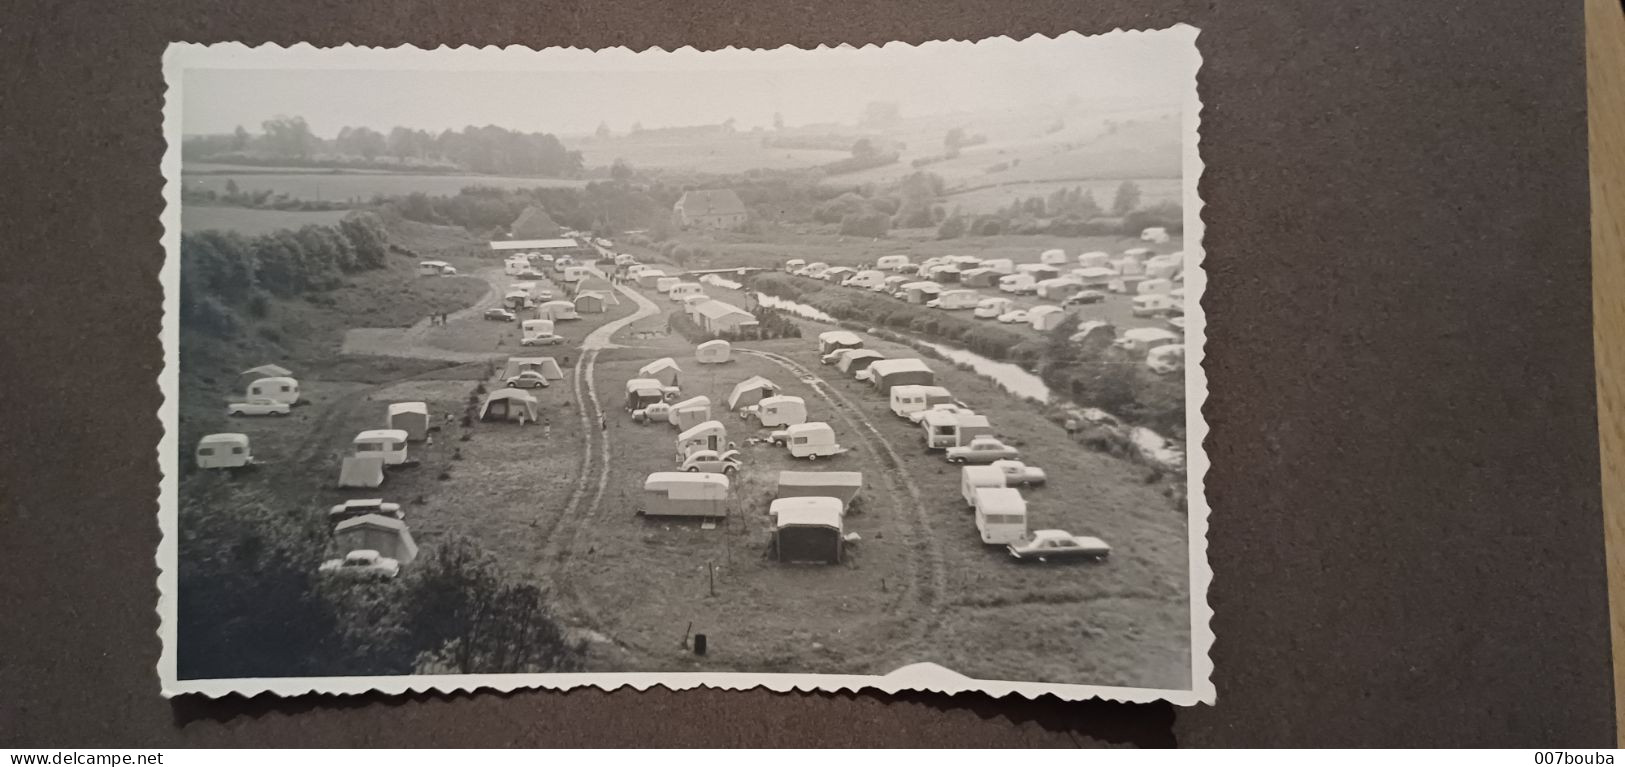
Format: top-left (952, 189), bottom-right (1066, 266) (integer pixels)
top-left (1112, 180), bottom-right (1143, 216)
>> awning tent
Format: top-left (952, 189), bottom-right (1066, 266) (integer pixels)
top-left (638, 358), bottom-right (682, 387)
top-left (838, 349), bottom-right (886, 375)
top-left (772, 497), bottom-right (845, 564)
top-left (727, 375), bottom-right (779, 410)
top-left (333, 514), bottom-right (419, 565)
top-left (776, 471), bottom-right (863, 510)
top-left (503, 357), bottom-right (564, 382)
top-left (338, 456), bottom-right (385, 489)
top-left (479, 388), bottom-right (539, 423)
top-left (386, 402), bottom-right (430, 441)
top-left (241, 363), bottom-right (292, 380)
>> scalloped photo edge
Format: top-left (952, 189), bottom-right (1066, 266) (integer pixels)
top-left (157, 26), bottom-right (1212, 705)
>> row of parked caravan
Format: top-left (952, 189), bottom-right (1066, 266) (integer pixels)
top-left (814, 331), bottom-right (1112, 562)
top-left (786, 247), bottom-right (1187, 322)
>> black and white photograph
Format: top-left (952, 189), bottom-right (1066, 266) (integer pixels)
top-left (158, 28), bottom-right (1211, 703)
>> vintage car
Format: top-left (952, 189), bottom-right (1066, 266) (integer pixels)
top-left (631, 402), bottom-right (673, 425)
top-left (504, 371), bottom-right (551, 390)
top-left (905, 403), bottom-right (974, 425)
top-left (515, 269), bottom-right (548, 281)
top-left (1006, 530), bottom-right (1111, 563)
top-left (1062, 290), bottom-right (1108, 306)
top-left (327, 499), bottom-right (404, 524)
top-left (946, 436), bottom-right (1020, 464)
top-left (520, 333), bottom-right (566, 347)
top-left (226, 397), bottom-right (291, 417)
top-left (996, 310), bottom-right (1030, 324)
top-left (680, 449), bottom-right (743, 475)
top-left (318, 549), bottom-right (402, 579)
top-left (483, 307), bottom-right (516, 322)
top-left (991, 459), bottom-right (1047, 487)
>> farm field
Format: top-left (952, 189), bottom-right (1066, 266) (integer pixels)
top-left (179, 169), bottom-right (588, 202)
top-left (568, 133), bottom-right (850, 174)
top-left (942, 177), bottom-right (1182, 216)
top-left (180, 205), bottom-right (351, 235)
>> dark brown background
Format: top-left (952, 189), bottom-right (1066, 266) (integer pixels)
top-left (0, 0), bottom-right (1611, 747)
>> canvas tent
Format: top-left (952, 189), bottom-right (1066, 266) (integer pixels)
top-left (337, 455), bottom-right (385, 489)
top-left (638, 358), bottom-right (682, 388)
top-left (776, 471), bottom-right (863, 511)
top-left (334, 514), bottom-right (419, 565)
top-left (1029, 305), bottom-right (1067, 331)
top-left (536, 300), bottom-right (579, 320)
top-left (478, 388), bottom-right (539, 423)
top-left (866, 358), bottom-right (935, 394)
top-left (640, 472), bottom-right (730, 518)
top-left (727, 376), bottom-right (779, 410)
top-left (573, 291), bottom-right (608, 313)
top-left (625, 377), bottom-right (671, 411)
top-left (960, 267), bottom-right (997, 288)
top-left (503, 289), bottom-right (533, 310)
top-left (696, 339), bottom-right (732, 364)
top-left (386, 402), bottom-right (430, 442)
top-left (771, 497), bottom-right (844, 564)
top-left (838, 349), bottom-right (886, 376)
top-left (503, 356), bottom-right (564, 382)
top-left (241, 363), bottom-right (292, 380)
top-left (817, 331), bottom-right (863, 355)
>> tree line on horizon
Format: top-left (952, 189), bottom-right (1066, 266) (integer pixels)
top-left (183, 116), bottom-right (585, 177)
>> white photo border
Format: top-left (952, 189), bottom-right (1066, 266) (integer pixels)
top-left (156, 26), bottom-right (1214, 704)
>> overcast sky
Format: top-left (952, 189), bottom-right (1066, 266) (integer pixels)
top-left (181, 31), bottom-right (1195, 137)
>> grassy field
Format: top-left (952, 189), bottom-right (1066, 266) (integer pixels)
top-left (180, 205), bottom-right (351, 235)
top-left (583, 281), bottom-right (1192, 687)
top-left (568, 348), bottom-right (920, 674)
top-left (943, 178), bottom-right (1182, 216)
top-left (179, 171), bottom-right (587, 203)
top-left (179, 223), bottom-right (1192, 688)
top-left (569, 133), bottom-right (849, 174)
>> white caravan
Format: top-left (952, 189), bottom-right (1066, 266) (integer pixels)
top-left (667, 282), bottom-right (706, 302)
top-left (974, 297), bottom-right (1014, 319)
top-left (842, 269), bottom-right (888, 290)
top-left (353, 429), bottom-right (410, 466)
top-left (960, 465), bottom-right (1007, 508)
top-left (771, 422), bottom-right (847, 460)
top-left (246, 376), bottom-right (301, 406)
top-left (196, 433), bottom-right (253, 470)
top-left (973, 487), bottom-right (1029, 545)
top-left (998, 273), bottom-right (1036, 294)
top-left (889, 384), bottom-right (954, 419)
top-left (926, 289), bottom-right (981, 310)
top-left (742, 395), bottom-right (807, 428)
